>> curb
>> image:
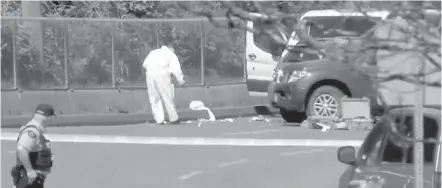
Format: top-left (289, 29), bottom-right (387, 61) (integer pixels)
top-left (0, 132), bottom-right (364, 147)
top-left (1, 105), bottom-right (279, 128)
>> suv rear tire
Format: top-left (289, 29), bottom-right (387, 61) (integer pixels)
top-left (280, 108), bottom-right (306, 123)
top-left (306, 86), bottom-right (345, 117)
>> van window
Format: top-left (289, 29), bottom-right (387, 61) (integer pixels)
top-left (306, 16), bottom-right (380, 38)
top-left (382, 116), bottom-right (440, 164)
top-left (253, 21), bottom-right (285, 54)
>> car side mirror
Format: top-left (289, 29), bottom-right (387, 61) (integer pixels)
top-left (270, 44), bottom-right (285, 57)
top-left (338, 146), bottom-right (356, 165)
top-left (272, 55), bottom-right (280, 62)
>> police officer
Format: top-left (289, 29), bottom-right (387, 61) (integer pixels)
top-left (11, 104), bottom-right (55, 188)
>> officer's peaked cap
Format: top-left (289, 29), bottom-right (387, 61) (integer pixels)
top-left (35, 104), bottom-right (56, 117)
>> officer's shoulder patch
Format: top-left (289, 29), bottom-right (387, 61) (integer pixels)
top-left (26, 130), bottom-right (37, 139)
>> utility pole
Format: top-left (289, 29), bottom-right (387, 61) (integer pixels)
top-left (21, 1), bottom-right (44, 65)
top-left (413, 53), bottom-right (425, 188)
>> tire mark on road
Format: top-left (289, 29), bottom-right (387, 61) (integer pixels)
top-left (222, 129), bottom-right (279, 136)
top-left (217, 159), bottom-right (249, 168)
top-left (178, 170), bottom-right (204, 180)
top-left (279, 149), bottom-right (324, 156)
top-left (223, 131), bottom-right (251, 136)
top-left (253, 129), bottom-right (279, 134)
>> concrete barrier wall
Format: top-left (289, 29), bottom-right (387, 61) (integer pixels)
top-left (1, 84), bottom-right (269, 117)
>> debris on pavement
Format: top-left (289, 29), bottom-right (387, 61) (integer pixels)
top-left (220, 118), bottom-right (234, 123)
top-left (248, 115), bottom-right (270, 122)
top-left (301, 115), bottom-right (373, 132)
top-left (301, 116), bottom-right (338, 132)
top-left (197, 120), bottom-right (204, 127)
top-left (189, 100), bottom-right (216, 121)
top-left (300, 120), bottom-right (308, 128)
top-left (316, 122), bottom-right (331, 132)
top-left (196, 118), bottom-right (236, 127)
top-left (248, 115), bottom-right (274, 126)
top-left (335, 121), bottom-right (347, 129)
top-left (299, 97), bottom-right (374, 132)
top-left (187, 101), bottom-right (281, 127)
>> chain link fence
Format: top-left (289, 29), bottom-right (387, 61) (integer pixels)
top-left (1, 17), bottom-right (246, 90)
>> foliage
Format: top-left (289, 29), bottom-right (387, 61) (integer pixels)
top-left (1, 1), bottom-right (245, 89)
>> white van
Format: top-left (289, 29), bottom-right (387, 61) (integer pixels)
top-left (245, 13), bottom-right (288, 97)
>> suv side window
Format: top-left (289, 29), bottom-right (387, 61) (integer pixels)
top-left (253, 21), bottom-right (285, 55)
top-left (382, 116), bottom-right (440, 164)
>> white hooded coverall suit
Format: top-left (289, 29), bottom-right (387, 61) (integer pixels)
top-left (143, 46), bottom-right (185, 123)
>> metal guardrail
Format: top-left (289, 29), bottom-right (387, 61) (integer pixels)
top-left (1, 17), bottom-right (246, 91)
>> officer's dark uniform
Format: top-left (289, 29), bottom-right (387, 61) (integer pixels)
top-left (11, 104), bottom-right (55, 188)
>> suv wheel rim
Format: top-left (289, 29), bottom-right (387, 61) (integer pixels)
top-left (313, 94), bottom-right (338, 116)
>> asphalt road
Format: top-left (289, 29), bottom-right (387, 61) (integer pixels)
top-left (1, 118), bottom-right (367, 188)
top-left (1, 141), bottom-right (347, 188)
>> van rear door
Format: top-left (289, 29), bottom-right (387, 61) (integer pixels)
top-left (246, 20), bottom-right (287, 97)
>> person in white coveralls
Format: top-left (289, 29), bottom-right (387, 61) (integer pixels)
top-left (143, 38), bottom-right (185, 125)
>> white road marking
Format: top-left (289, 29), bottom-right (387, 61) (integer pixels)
top-left (178, 170), bottom-right (203, 180)
top-left (217, 159), bottom-right (249, 168)
top-left (223, 129), bottom-right (279, 136)
top-left (0, 132), bottom-right (363, 147)
top-left (223, 131), bottom-right (252, 136)
top-left (279, 149), bottom-right (324, 156)
top-left (252, 129), bottom-right (279, 134)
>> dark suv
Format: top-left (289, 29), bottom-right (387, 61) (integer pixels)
top-left (268, 15), bottom-right (381, 123)
top-left (337, 107), bottom-right (441, 188)
top-left (269, 43), bottom-right (379, 122)
top-left (268, 10), bottom-right (441, 123)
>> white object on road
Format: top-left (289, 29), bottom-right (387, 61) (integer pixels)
top-left (189, 100), bottom-right (216, 121)
top-left (220, 118), bottom-right (234, 123)
top-left (248, 115), bottom-right (273, 126)
top-left (189, 101), bottom-right (216, 127)
top-left (316, 122), bottom-right (331, 132)
top-left (248, 115), bottom-right (270, 122)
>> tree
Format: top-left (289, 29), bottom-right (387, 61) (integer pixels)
top-left (1, 1), bottom-right (247, 88)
